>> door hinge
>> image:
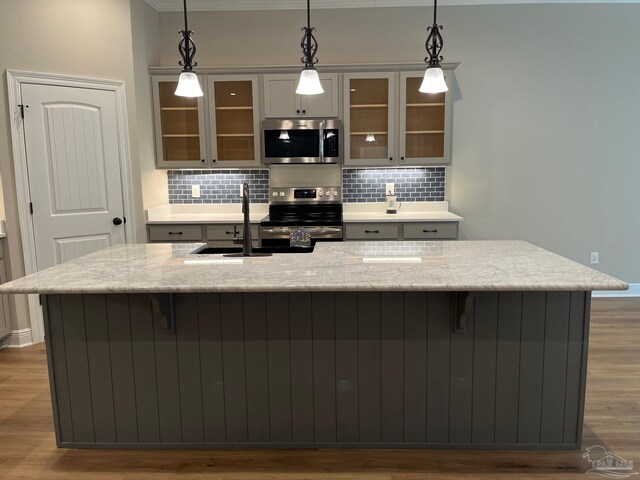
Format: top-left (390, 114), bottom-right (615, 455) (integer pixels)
top-left (18, 104), bottom-right (29, 119)
top-left (29, 202), bottom-right (33, 215)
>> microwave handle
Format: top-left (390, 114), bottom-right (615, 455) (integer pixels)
top-left (319, 120), bottom-right (325, 163)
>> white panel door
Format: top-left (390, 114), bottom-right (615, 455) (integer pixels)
top-left (21, 83), bottom-right (126, 270)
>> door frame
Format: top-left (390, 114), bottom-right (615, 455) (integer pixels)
top-left (6, 70), bottom-right (137, 344)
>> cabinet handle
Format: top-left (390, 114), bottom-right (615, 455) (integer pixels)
top-left (225, 231), bottom-right (234, 235)
top-left (365, 230), bottom-right (380, 234)
top-left (168, 231), bottom-right (183, 235)
top-left (423, 229), bottom-right (438, 233)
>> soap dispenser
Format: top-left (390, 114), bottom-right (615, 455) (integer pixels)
top-left (385, 184), bottom-right (398, 214)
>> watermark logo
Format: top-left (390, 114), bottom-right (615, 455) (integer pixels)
top-left (583, 445), bottom-right (638, 478)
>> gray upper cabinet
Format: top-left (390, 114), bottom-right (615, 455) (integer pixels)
top-left (398, 70), bottom-right (453, 166)
top-left (344, 70), bottom-right (454, 166)
top-left (263, 73), bottom-right (339, 118)
top-left (343, 72), bottom-right (397, 167)
top-left (0, 240), bottom-right (12, 340)
top-left (152, 74), bottom-right (208, 169)
top-left (153, 74), bottom-right (261, 169)
top-left (207, 75), bottom-right (261, 168)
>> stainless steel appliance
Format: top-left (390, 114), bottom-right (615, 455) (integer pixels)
top-left (260, 186), bottom-right (343, 246)
top-left (262, 118), bottom-right (342, 164)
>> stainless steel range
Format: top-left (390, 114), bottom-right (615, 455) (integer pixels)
top-left (260, 186), bottom-right (343, 245)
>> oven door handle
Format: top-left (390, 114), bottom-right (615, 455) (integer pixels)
top-left (319, 120), bottom-right (325, 163)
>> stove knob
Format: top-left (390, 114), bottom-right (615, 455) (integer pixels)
top-left (272, 192), bottom-right (278, 197)
top-left (279, 191), bottom-right (285, 197)
top-left (333, 190), bottom-right (339, 196)
top-left (318, 191), bottom-right (324, 197)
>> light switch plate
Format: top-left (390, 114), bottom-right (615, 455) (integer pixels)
top-left (386, 183), bottom-right (395, 195)
top-left (191, 184), bottom-right (200, 198)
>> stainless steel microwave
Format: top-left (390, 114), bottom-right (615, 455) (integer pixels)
top-left (261, 118), bottom-right (342, 164)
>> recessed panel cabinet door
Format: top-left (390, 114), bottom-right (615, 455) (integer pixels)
top-left (263, 73), bottom-right (339, 118)
top-left (21, 83), bottom-right (127, 271)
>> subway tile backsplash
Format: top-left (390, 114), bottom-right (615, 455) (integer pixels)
top-left (168, 169), bottom-right (269, 204)
top-left (167, 167), bottom-right (445, 204)
top-left (342, 167), bottom-right (445, 203)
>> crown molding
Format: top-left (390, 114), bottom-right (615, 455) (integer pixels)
top-left (144, 0), bottom-right (639, 12)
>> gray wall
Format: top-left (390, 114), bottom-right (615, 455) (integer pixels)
top-left (156, 4), bottom-right (640, 282)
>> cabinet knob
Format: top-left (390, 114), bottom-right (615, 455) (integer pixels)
top-left (201, 158), bottom-right (205, 163)
top-left (389, 157), bottom-right (393, 161)
top-left (212, 158), bottom-right (217, 163)
top-left (296, 109), bottom-right (300, 114)
top-left (302, 109), bottom-right (306, 114)
top-left (401, 156), bottom-right (405, 161)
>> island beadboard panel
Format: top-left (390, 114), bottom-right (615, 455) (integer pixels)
top-left (43, 291), bottom-right (589, 449)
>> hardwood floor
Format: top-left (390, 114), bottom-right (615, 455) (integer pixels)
top-left (0, 298), bottom-right (637, 479)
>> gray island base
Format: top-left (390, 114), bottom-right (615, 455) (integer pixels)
top-left (2, 241), bottom-right (627, 450)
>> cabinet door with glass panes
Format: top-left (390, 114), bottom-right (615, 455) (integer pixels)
top-left (207, 75), bottom-right (261, 168)
top-left (152, 75), bottom-right (208, 169)
top-left (399, 70), bottom-right (453, 165)
top-left (343, 72), bottom-right (397, 166)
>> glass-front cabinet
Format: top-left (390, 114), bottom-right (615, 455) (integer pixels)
top-left (343, 73), bottom-right (396, 166)
top-left (399, 71), bottom-right (452, 165)
top-left (152, 75), bottom-right (208, 168)
top-left (153, 74), bottom-right (260, 169)
top-left (207, 75), bottom-right (260, 167)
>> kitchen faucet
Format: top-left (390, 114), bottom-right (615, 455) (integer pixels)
top-left (224, 183), bottom-right (271, 257)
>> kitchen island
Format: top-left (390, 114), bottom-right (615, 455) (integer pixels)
top-left (0, 241), bottom-right (627, 450)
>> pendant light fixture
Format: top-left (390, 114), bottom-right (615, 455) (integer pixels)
top-left (174, 0), bottom-right (203, 97)
top-left (420, 0), bottom-right (449, 94)
top-left (296, 0), bottom-right (324, 95)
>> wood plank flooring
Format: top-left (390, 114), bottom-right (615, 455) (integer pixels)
top-left (0, 297), bottom-right (637, 479)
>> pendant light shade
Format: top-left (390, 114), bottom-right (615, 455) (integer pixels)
top-left (297, 0), bottom-right (324, 96)
top-left (420, 67), bottom-right (448, 94)
top-left (175, 72), bottom-right (204, 97)
top-left (296, 68), bottom-right (324, 95)
top-left (420, 0), bottom-right (448, 94)
top-left (174, 0), bottom-right (203, 98)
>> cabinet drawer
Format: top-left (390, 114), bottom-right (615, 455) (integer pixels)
top-left (206, 224), bottom-right (259, 241)
top-left (148, 225), bottom-right (203, 242)
top-left (403, 222), bottom-right (458, 240)
top-left (345, 223), bottom-right (399, 240)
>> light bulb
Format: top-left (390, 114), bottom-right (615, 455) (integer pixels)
top-left (175, 72), bottom-right (204, 97)
top-left (419, 67), bottom-right (448, 94)
top-left (296, 68), bottom-right (324, 95)
top-left (365, 133), bottom-right (376, 143)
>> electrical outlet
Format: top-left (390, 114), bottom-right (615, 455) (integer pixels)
top-left (191, 184), bottom-right (200, 198)
top-left (386, 182), bottom-right (395, 196)
top-left (590, 252), bottom-right (599, 265)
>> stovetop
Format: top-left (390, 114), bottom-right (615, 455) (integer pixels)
top-left (260, 204), bottom-right (343, 227)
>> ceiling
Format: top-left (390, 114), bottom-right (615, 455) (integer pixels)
top-left (144, 0), bottom-right (638, 11)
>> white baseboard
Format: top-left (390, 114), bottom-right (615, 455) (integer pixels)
top-left (3, 328), bottom-right (34, 348)
top-left (593, 283), bottom-right (640, 298)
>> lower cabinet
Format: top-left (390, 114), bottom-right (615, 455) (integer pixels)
top-left (345, 221), bottom-right (459, 240)
top-left (0, 240), bottom-right (12, 340)
top-left (147, 224), bottom-right (259, 247)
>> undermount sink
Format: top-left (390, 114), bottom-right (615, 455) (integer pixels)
top-left (191, 245), bottom-right (315, 255)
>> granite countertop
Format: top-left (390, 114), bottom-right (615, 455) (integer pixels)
top-left (0, 241), bottom-right (627, 294)
top-left (146, 204), bottom-right (268, 224)
top-left (146, 202), bottom-right (462, 224)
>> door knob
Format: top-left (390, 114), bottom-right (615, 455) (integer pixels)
top-left (113, 217), bottom-right (123, 226)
